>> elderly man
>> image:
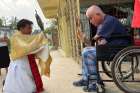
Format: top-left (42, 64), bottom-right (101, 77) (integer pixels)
top-left (73, 5), bottom-right (130, 92)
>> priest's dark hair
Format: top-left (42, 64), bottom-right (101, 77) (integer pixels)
top-left (17, 19), bottom-right (33, 30)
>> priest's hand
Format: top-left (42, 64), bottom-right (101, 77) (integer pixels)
top-left (0, 37), bottom-right (9, 43)
top-left (4, 37), bottom-right (9, 43)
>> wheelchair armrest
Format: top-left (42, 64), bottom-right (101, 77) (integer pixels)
top-left (108, 34), bottom-right (133, 47)
top-left (107, 44), bottom-right (131, 49)
top-left (96, 44), bottom-right (132, 52)
top-left (96, 44), bottom-right (131, 61)
top-left (109, 34), bottom-right (132, 39)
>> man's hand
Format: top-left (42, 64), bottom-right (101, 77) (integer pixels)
top-left (93, 34), bottom-right (100, 40)
top-left (98, 38), bottom-right (107, 45)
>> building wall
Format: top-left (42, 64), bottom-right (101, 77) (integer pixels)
top-left (57, 0), bottom-right (82, 62)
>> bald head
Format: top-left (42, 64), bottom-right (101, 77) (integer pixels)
top-left (86, 5), bottom-right (104, 17)
top-left (86, 5), bottom-right (105, 26)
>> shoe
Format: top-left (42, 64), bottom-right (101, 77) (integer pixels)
top-left (73, 79), bottom-right (88, 87)
top-left (83, 84), bottom-right (97, 92)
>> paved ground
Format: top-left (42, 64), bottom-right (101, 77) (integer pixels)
top-left (0, 50), bottom-right (123, 93)
top-left (43, 50), bottom-right (123, 93)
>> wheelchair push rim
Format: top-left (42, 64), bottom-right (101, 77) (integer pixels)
top-left (111, 46), bottom-right (140, 93)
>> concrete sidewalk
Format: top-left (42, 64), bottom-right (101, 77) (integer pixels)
top-left (0, 50), bottom-right (123, 93)
top-left (42, 50), bottom-right (87, 93)
top-left (42, 50), bottom-right (123, 93)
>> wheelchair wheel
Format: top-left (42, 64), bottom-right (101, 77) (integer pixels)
top-left (102, 60), bottom-right (138, 79)
top-left (111, 46), bottom-right (140, 93)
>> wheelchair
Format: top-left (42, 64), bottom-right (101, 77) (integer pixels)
top-left (87, 29), bottom-right (140, 93)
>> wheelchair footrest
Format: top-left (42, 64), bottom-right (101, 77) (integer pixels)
top-left (88, 75), bottom-right (97, 80)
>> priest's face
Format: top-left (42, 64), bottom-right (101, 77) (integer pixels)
top-left (21, 24), bottom-right (32, 34)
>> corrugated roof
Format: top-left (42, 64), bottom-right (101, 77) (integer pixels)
top-left (80, 0), bottom-right (133, 8)
top-left (37, 0), bottom-right (59, 18)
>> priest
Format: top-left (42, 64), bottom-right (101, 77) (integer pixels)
top-left (3, 19), bottom-right (52, 93)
